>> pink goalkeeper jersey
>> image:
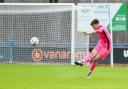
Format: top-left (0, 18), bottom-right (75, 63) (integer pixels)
top-left (96, 26), bottom-right (112, 51)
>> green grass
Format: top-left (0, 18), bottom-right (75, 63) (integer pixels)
top-left (0, 64), bottom-right (128, 89)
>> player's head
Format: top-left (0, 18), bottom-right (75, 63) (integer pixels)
top-left (90, 19), bottom-right (100, 30)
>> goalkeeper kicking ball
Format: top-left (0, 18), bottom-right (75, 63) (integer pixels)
top-left (30, 37), bottom-right (39, 46)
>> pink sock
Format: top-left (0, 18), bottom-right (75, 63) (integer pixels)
top-left (83, 55), bottom-right (93, 63)
top-left (89, 61), bottom-right (97, 72)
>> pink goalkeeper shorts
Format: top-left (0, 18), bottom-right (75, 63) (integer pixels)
top-left (93, 44), bottom-right (111, 60)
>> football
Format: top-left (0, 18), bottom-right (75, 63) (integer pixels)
top-left (30, 37), bottom-right (39, 45)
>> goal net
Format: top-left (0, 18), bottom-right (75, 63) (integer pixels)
top-left (0, 4), bottom-right (89, 64)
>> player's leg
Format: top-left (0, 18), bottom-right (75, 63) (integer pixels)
top-left (86, 55), bottom-right (101, 78)
top-left (83, 50), bottom-right (98, 63)
top-left (75, 44), bottom-right (100, 66)
top-left (86, 61), bottom-right (97, 78)
top-left (87, 48), bottom-right (110, 78)
top-left (89, 55), bottom-right (101, 73)
top-left (75, 50), bottom-right (98, 66)
top-left (83, 43), bottom-right (101, 63)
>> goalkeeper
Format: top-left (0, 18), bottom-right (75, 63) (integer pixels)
top-left (75, 19), bottom-right (112, 78)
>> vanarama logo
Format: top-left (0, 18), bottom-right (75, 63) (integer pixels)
top-left (32, 49), bottom-right (84, 62)
top-left (32, 49), bottom-right (43, 62)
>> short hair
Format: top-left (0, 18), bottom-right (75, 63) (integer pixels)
top-left (90, 19), bottom-right (99, 26)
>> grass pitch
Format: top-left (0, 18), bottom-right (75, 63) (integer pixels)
top-left (0, 64), bottom-right (127, 89)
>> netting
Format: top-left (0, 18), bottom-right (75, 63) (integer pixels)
top-left (0, 4), bottom-right (71, 64)
top-left (74, 9), bottom-right (89, 62)
top-left (0, 4), bottom-right (89, 64)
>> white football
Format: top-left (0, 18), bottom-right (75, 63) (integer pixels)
top-left (30, 37), bottom-right (39, 45)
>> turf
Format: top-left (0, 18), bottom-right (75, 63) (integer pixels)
top-left (0, 64), bottom-right (128, 89)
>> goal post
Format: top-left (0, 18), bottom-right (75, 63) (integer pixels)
top-left (71, 4), bottom-right (75, 65)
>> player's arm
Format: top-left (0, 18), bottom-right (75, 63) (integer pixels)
top-left (84, 27), bottom-right (104, 35)
top-left (83, 30), bottom-right (96, 35)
